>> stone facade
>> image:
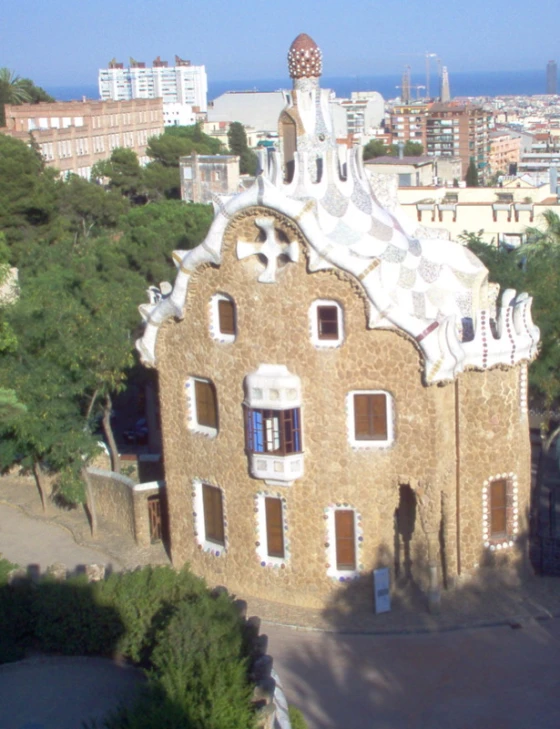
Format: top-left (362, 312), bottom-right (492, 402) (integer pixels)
top-left (151, 207), bottom-right (531, 607)
top-left (138, 35), bottom-right (538, 610)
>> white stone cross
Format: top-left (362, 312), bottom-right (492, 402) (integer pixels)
top-left (237, 217), bottom-right (299, 283)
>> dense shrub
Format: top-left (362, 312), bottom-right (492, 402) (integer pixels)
top-left (94, 594), bottom-right (254, 729)
top-left (1, 565), bottom-right (257, 727)
top-left (97, 566), bottom-right (207, 663)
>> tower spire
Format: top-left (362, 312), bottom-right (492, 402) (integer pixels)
top-left (440, 66), bottom-right (451, 102)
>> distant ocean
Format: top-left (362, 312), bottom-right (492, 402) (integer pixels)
top-left (46, 69), bottom-right (551, 103)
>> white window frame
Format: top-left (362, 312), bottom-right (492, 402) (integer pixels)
top-left (192, 479), bottom-right (227, 556)
top-left (209, 293), bottom-right (236, 344)
top-left (325, 504), bottom-right (363, 579)
top-left (346, 390), bottom-right (394, 449)
top-left (185, 377), bottom-right (218, 438)
top-left (309, 299), bottom-right (344, 348)
top-left (254, 491), bottom-right (290, 568)
top-left (482, 472), bottom-right (518, 551)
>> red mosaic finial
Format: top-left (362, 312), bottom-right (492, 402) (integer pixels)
top-left (288, 33), bottom-right (322, 79)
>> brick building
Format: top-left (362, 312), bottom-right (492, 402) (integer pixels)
top-left (426, 102), bottom-right (492, 180)
top-left (1, 98), bottom-right (164, 178)
top-left (137, 35), bottom-right (539, 610)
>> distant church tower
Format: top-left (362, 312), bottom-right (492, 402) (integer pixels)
top-left (440, 66), bottom-right (451, 102)
top-left (401, 65), bottom-right (411, 103)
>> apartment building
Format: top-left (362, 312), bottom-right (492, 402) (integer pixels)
top-left (488, 129), bottom-right (522, 175)
top-left (99, 56), bottom-right (207, 126)
top-left (425, 102), bottom-right (492, 179)
top-left (389, 102), bottom-right (429, 148)
top-left (2, 98), bottom-right (164, 178)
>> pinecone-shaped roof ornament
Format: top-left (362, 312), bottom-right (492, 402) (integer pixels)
top-left (287, 33), bottom-right (322, 79)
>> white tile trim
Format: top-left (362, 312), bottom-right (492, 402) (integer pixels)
top-left (254, 491), bottom-right (290, 568)
top-left (192, 478), bottom-right (227, 556)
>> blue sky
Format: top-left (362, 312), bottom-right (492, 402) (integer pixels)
top-left (3, 0), bottom-right (559, 86)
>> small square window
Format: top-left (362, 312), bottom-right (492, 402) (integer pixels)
top-left (354, 393), bottom-right (387, 441)
top-left (317, 306), bottom-right (339, 340)
top-left (310, 300), bottom-right (344, 348)
top-left (347, 391), bottom-right (394, 448)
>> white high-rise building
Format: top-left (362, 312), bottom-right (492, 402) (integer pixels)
top-left (99, 56), bottom-right (208, 126)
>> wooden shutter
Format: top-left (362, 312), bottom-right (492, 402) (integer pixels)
top-left (218, 299), bottom-right (235, 335)
top-left (317, 306), bottom-right (339, 339)
top-left (354, 393), bottom-right (387, 440)
top-left (195, 380), bottom-right (217, 428)
top-left (203, 484), bottom-right (224, 545)
top-left (335, 510), bottom-right (356, 570)
top-left (490, 479), bottom-right (507, 536)
top-left (265, 497), bottom-right (284, 558)
top-left (370, 394), bottom-right (388, 440)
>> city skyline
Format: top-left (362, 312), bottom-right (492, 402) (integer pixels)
top-left (3, 0), bottom-right (559, 87)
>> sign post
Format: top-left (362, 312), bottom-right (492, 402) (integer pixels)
top-left (373, 567), bottom-right (391, 613)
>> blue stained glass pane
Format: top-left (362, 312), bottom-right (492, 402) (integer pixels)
top-left (252, 410), bottom-right (264, 452)
top-left (293, 409), bottom-right (300, 452)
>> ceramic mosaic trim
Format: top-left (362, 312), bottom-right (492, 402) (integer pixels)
top-left (519, 364), bottom-right (528, 416)
top-left (254, 491), bottom-right (290, 569)
top-left (185, 378), bottom-right (218, 438)
top-left (482, 473), bottom-right (518, 550)
top-left (192, 478), bottom-right (228, 557)
top-left (324, 504), bottom-right (364, 580)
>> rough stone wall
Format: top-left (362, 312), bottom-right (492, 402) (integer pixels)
top-left (457, 367), bottom-right (531, 573)
top-left (87, 469), bottom-right (136, 540)
top-left (154, 206), bottom-right (530, 608)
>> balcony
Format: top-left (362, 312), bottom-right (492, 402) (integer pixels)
top-left (248, 453), bottom-right (304, 486)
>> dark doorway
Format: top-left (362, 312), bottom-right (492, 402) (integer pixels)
top-left (394, 484), bottom-right (417, 581)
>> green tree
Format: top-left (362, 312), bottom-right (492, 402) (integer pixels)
top-left (404, 140), bottom-right (424, 156)
top-left (0, 69), bottom-right (53, 127)
top-left (0, 69), bottom-right (30, 126)
top-left (227, 121), bottom-right (258, 175)
top-left (0, 236), bottom-right (147, 520)
top-left (56, 174), bottom-right (129, 241)
top-left (363, 139), bottom-right (389, 160)
top-left (0, 135), bottom-right (59, 264)
top-left (91, 148), bottom-right (144, 201)
top-left (118, 200), bottom-right (213, 284)
top-left (465, 158), bottom-right (479, 187)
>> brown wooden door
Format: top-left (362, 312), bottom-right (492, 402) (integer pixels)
top-left (148, 495), bottom-right (162, 543)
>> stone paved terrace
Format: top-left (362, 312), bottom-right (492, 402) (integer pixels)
top-left (2, 473), bottom-right (560, 634)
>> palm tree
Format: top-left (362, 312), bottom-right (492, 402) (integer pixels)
top-left (0, 68), bottom-right (31, 127)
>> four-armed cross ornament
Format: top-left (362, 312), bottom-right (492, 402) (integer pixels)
top-left (237, 217), bottom-right (299, 283)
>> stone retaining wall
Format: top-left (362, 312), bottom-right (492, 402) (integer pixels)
top-left (86, 468), bottom-right (162, 547)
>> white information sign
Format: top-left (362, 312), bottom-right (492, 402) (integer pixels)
top-left (373, 567), bottom-right (391, 614)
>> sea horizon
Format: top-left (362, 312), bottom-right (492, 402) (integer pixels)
top-left (46, 68), bottom-right (554, 104)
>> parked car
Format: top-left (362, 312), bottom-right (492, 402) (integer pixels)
top-left (123, 418), bottom-right (149, 445)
